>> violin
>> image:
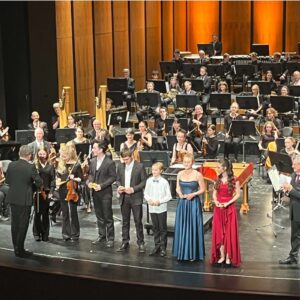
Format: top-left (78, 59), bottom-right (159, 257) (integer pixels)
top-left (66, 180), bottom-right (79, 202)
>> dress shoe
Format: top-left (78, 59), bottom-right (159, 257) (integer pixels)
top-left (42, 236), bottom-right (49, 242)
top-left (34, 236), bottom-right (41, 242)
top-left (160, 249), bottom-right (166, 257)
top-left (138, 244), bottom-right (145, 253)
top-left (279, 257), bottom-right (298, 265)
top-left (106, 241), bottom-right (114, 248)
top-left (149, 247), bottom-right (160, 256)
top-left (117, 243), bottom-right (129, 252)
top-left (92, 237), bottom-right (106, 245)
top-left (16, 250), bottom-right (33, 258)
top-left (63, 237), bottom-right (71, 242)
top-left (70, 238), bottom-right (79, 243)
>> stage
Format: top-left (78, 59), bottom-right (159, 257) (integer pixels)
top-left (0, 166), bottom-right (299, 299)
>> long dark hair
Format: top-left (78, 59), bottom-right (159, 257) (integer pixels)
top-left (214, 159), bottom-right (235, 193)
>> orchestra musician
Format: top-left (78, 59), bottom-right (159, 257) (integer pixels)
top-left (202, 124), bottom-right (219, 159)
top-left (280, 137), bottom-right (299, 159)
top-left (211, 80), bottom-right (229, 126)
top-left (136, 81), bottom-right (161, 123)
top-left (246, 84), bottom-right (263, 119)
top-left (51, 103), bottom-right (60, 130)
top-left (28, 111), bottom-right (48, 137)
top-left (169, 118), bottom-right (181, 136)
top-left (33, 148), bottom-right (55, 242)
top-left (88, 141), bottom-right (116, 248)
top-left (64, 114), bottom-right (77, 129)
top-left (197, 66), bottom-right (212, 113)
top-left (0, 118), bottom-right (9, 142)
top-left (120, 128), bottom-right (139, 161)
top-left (151, 70), bottom-right (160, 79)
top-left (224, 102), bottom-right (243, 162)
top-left (137, 121), bottom-right (152, 151)
top-left (220, 53), bottom-right (233, 92)
top-left (87, 119), bottom-right (110, 146)
top-left (195, 50), bottom-right (209, 66)
top-left (56, 144), bottom-right (83, 242)
top-left (163, 76), bottom-right (181, 106)
top-left (67, 126), bottom-right (88, 145)
top-left (188, 104), bottom-right (207, 152)
top-left (122, 68), bottom-right (135, 112)
top-left (249, 52), bottom-right (262, 79)
top-left (172, 49), bottom-right (184, 74)
top-left (258, 121), bottom-right (279, 157)
top-left (0, 161), bottom-right (9, 221)
top-left (264, 108), bottom-right (283, 132)
top-left (180, 80), bottom-right (196, 95)
top-left (154, 107), bottom-right (168, 150)
top-left (263, 70), bottom-right (278, 94)
top-left (28, 127), bottom-right (51, 157)
top-left (171, 129), bottom-right (193, 165)
top-left (290, 70), bottom-right (300, 86)
top-left (210, 33), bottom-right (222, 56)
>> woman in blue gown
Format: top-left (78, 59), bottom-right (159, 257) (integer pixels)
top-left (172, 153), bottom-right (205, 261)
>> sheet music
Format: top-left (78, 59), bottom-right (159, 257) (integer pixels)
top-left (267, 165), bottom-right (281, 192)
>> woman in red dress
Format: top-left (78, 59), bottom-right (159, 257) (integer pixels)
top-left (211, 159), bottom-right (241, 267)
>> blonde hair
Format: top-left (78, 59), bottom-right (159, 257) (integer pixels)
top-left (57, 144), bottom-right (78, 174)
top-left (152, 162), bottom-right (164, 171)
top-left (183, 153), bottom-right (194, 163)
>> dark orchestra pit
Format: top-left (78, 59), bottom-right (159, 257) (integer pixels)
top-left (0, 166), bottom-right (299, 300)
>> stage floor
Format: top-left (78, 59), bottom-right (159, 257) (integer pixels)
top-left (0, 166), bottom-right (299, 298)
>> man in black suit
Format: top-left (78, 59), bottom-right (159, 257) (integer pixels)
top-left (211, 34), bottom-right (222, 56)
top-left (28, 111), bottom-right (49, 137)
top-left (280, 155), bottom-right (300, 264)
top-left (197, 66), bottom-right (212, 113)
top-left (87, 119), bottom-right (110, 145)
top-left (116, 149), bottom-right (147, 253)
top-left (27, 127), bottom-right (51, 157)
top-left (5, 145), bottom-right (43, 258)
top-left (123, 68), bottom-right (135, 112)
top-left (88, 141), bottom-right (116, 248)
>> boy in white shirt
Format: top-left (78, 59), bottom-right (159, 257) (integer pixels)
top-left (144, 162), bottom-right (172, 257)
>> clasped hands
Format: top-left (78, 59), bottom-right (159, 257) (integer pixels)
top-left (281, 182), bottom-right (293, 193)
top-left (215, 200), bottom-right (230, 208)
top-left (179, 193), bottom-right (195, 200)
top-left (117, 186), bottom-right (134, 194)
top-left (148, 199), bottom-right (161, 206)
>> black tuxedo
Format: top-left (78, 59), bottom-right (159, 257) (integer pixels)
top-left (287, 173), bottom-right (300, 260)
top-left (88, 156), bottom-right (116, 241)
top-left (116, 161), bottom-right (147, 245)
top-left (211, 41), bottom-right (222, 55)
top-left (5, 159), bottom-right (43, 255)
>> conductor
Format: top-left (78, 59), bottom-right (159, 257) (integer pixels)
top-left (5, 145), bottom-right (43, 258)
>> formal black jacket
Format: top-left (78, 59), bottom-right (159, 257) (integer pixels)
top-left (205, 136), bottom-right (219, 159)
top-left (88, 156), bottom-right (116, 198)
top-left (224, 114), bottom-right (243, 136)
top-left (116, 161), bottom-right (147, 206)
top-left (211, 41), bottom-right (222, 55)
top-left (5, 159), bottom-right (43, 206)
top-left (288, 173), bottom-right (300, 222)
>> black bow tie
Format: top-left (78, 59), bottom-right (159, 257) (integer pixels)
top-left (153, 179), bottom-right (159, 183)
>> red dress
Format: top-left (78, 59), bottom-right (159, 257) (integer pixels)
top-left (210, 181), bottom-right (241, 267)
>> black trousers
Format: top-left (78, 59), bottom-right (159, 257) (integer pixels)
top-left (10, 204), bottom-right (31, 254)
top-left (289, 220), bottom-right (300, 259)
top-left (121, 196), bottom-right (144, 245)
top-left (0, 184), bottom-right (9, 217)
top-left (93, 192), bottom-right (114, 241)
top-left (150, 211), bottom-right (167, 250)
top-left (33, 195), bottom-right (50, 239)
top-left (60, 199), bottom-right (80, 239)
top-left (224, 136), bottom-right (241, 160)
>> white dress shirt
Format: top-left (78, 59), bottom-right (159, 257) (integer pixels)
top-left (124, 160), bottom-right (134, 188)
top-left (96, 156), bottom-right (105, 170)
top-left (144, 176), bottom-right (172, 214)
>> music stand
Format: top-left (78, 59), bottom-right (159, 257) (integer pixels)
top-left (251, 44), bottom-right (269, 56)
top-left (15, 130), bottom-right (35, 145)
top-left (137, 92), bottom-right (160, 108)
top-left (229, 120), bottom-right (257, 163)
top-left (207, 64), bottom-right (225, 77)
top-left (261, 62), bottom-right (282, 77)
top-left (182, 63), bottom-right (201, 78)
top-left (270, 96), bottom-right (294, 113)
top-left (234, 64), bottom-right (256, 78)
top-left (106, 91), bottom-right (125, 107)
top-left (113, 134), bottom-right (127, 152)
top-left (248, 81), bottom-right (272, 95)
top-left (210, 93), bottom-right (231, 110)
top-left (146, 80), bottom-right (167, 93)
top-left (236, 96), bottom-right (258, 110)
top-left (176, 94), bottom-right (200, 116)
top-left (107, 78), bottom-right (128, 92)
top-left (286, 62), bottom-right (300, 75)
top-left (275, 138), bottom-right (285, 153)
top-left (289, 86), bottom-right (300, 97)
top-left (197, 43), bottom-right (214, 57)
top-left (166, 135), bottom-right (177, 151)
top-left (159, 61), bottom-right (178, 75)
top-left (55, 128), bottom-right (76, 144)
top-left (182, 78), bottom-right (204, 92)
top-left (75, 143), bottom-right (90, 161)
top-left (139, 151), bottom-right (170, 169)
top-left (108, 111), bottom-right (129, 127)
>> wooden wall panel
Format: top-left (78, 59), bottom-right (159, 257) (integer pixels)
top-left (174, 1), bottom-right (186, 51)
top-left (286, 1), bottom-right (300, 53)
top-left (253, 1), bottom-right (283, 55)
top-left (146, 1), bottom-right (161, 79)
top-left (113, 1), bottom-right (129, 77)
top-left (94, 1), bottom-right (113, 87)
top-left (188, 1), bottom-right (219, 53)
top-left (55, 1), bottom-right (75, 112)
top-left (222, 1), bottom-right (251, 54)
top-left (129, 1), bottom-right (145, 91)
top-left (73, 1), bottom-right (95, 114)
top-left (162, 1), bottom-right (173, 61)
